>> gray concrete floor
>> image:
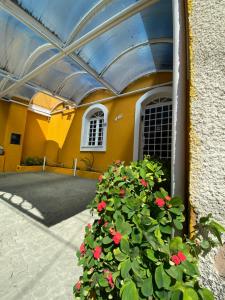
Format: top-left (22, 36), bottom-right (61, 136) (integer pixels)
top-left (0, 172), bottom-right (96, 300)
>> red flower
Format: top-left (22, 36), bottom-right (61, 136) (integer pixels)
top-left (112, 232), bottom-right (122, 245)
top-left (97, 201), bottom-right (107, 212)
top-left (155, 198), bottom-right (165, 207)
top-left (171, 255), bottom-right (181, 265)
top-left (119, 189), bottom-right (126, 198)
top-left (140, 179), bottom-right (148, 187)
top-left (107, 273), bottom-right (114, 288)
top-left (98, 175), bottom-right (103, 183)
top-left (93, 246), bottom-right (102, 259)
top-left (75, 280), bottom-right (82, 290)
top-left (87, 223), bottom-right (92, 229)
top-left (165, 195), bottom-right (171, 201)
top-left (177, 251), bottom-right (186, 262)
top-left (97, 218), bottom-right (102, 224)
top-left (80, 243), bottom-right (86, 255)
top-left (109, 227), bottom-right (116, 236)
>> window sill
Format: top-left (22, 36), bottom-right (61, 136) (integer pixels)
top-left (80, 146), bottom-right (106, 152)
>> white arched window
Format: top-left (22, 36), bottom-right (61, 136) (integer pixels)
top-left (80, 104), bottom-right (108, 152)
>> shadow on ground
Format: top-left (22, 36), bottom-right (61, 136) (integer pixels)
top-left (0, 172), bottom-right (97, 226)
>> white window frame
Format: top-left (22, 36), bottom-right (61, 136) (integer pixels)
top-left (80, 103), bottom-right (108, 152)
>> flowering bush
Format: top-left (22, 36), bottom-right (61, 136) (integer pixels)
top-left (74, 158), bottom-right (224, 300)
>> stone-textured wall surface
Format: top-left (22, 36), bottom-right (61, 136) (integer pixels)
top-left (188, 0), bottom-right (225, 298)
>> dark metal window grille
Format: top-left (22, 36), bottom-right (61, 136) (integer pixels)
top-left (88, 111), bottom-right (104, 147)
top-left (142, 98), bottom-right (172, 159)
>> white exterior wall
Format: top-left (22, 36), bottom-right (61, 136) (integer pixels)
top-left (188, 0), bottom-right (225, 298)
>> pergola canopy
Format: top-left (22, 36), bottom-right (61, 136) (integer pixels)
top-left (0, 0), bottom-right (173, 106)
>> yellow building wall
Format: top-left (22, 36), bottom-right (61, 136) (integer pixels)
top-left (59, 72), bottom-right (172, 172)
top-left (22, 111), bottom-right (49, 161)
top-left (0, 72), bottom-right (172, 172)
top-left (3, 102), bottom-right (27, 171)
top-left (0, 101), bottom-right (10, 145)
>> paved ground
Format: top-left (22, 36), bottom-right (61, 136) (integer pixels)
top-left (0, 172), bottom-right (96, 300)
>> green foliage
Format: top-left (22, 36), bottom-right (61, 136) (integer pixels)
top-left (74, 158), bottom-right (224, 300)
top-left (22, 156), bottom-right (43, 166)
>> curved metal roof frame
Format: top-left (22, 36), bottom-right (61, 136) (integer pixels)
top-left (100, 38), bottom-right (173, 76)
top-left (120, 69), bottom-right (173, 93)
top-left (0, 0), bottom-right (173, 106)
top-left (76, 87), bottom-right (107, 104)
top-left (19, 43), bottom-right (56, 77)
top-left (65, 0), bottom-right (113, 46)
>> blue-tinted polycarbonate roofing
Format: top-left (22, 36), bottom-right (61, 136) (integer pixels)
top-left (0, 0), bottom-right (173, 104)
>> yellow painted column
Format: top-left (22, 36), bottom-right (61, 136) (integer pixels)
top-left (3, 103), bottom-right (27, 171)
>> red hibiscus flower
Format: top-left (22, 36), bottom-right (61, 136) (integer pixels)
top-left (93, 246), bottom-right (102, 259)
top-left (97, 201), bottom-right (107, 212)
top-left (165, 195), bottom-right (171, 201)
top-left (75, 280), bottom-right (82, 290)
top-left (79, 243), bottom-right (86, 255)
top-left (119, 189), bottom-right (126, 197)
top-left (171, 255), bottom-right (181, 265)
top-left (98, 175), bottom-right (103, 183)
top-left (177, 251), bottom-right (186, 262)
top-left (155, 198), bottom-right (165, 207)
top-left (112, 232), bottom-right (122, 245)
top-left (140, 179), bottom-right (148, 187)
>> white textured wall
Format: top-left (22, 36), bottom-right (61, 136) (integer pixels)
top-left (188, 0), bottom-right (225, 298)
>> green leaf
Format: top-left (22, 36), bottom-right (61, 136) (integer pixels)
top-left (120, 259), bottom-right (132, 279)
top-left (131, 228), bottom-right (143, 244)
top-left (120, 280), bottom-right (139, 300)
top-left (120, 238), bottom-right (130, 254)
top-left (169, 207), bottom-right (182, 215)
top-left (102, 236), bottom-right (112, 244)
top-left (183, 288), bottom-right (199, 300)
top-left (171, 290), bottom-right (182, 300)
top-left (86, 236), bottom-right (94, 248)
top-left (98, 274), bottom-right (109, 287)
top-left (141, 276), bottom-right (153, 297)
top-left (116, 221), bottom-right (132, 235)
top-left (114, 248), bottom-right (128, 262)
top-left (155, 264), bottom-right (171, 289)
top-left (106, 206), bottom-right (115, 211)
top-left (180, 260), bottom-right (199, 277)
top-left (146, 249), bottom-right (158, 262)
top-left (160, 225), bottom-right (172, 234)
top-left (155, 290), bottom-right (171, 300)
top-left (169, 237), bottom-right (183, 252)
top-left (200, 240), bottom-right (210, 250)
top-left (166, 265), bottom-right (183, 281)
top-left (170, 197), bottom-right (183, 206)
top-left (132, 259), bottom-right (146, 279)
top-left (140, 168), bottom-right (146, 179)
top-left (174, 219), bottom-right (183, 230)
top-left (198, 288), bottom-right (214, 300)
top-left (154, 227), bottom-right (164, 245)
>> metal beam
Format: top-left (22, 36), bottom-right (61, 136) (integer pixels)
top-left (65, 0), bottom-right (113, 46)
top-left (0, 0), bottom-right (119, 94)
top-left (55, 71), bottom-right (87, 94)
top-left (0, 0), bottom-right (158, 99)
top-left (100, 38), bottom-right (173, 76)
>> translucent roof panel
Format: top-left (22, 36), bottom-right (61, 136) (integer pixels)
top-left (0, 72), bottom-right (37, 100)
top-left (75, 0), bottom-right (173, 75)
top-left (0, 9), bottom-right (57, 77)
top-left (29, 56), bottom-right (105, 102)
top-left (13, 0), bottom-right (102, 43)
top-left (102, 42), bottom-right (173, 92)
top-left (58, 73), bottom-right (106, 104)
